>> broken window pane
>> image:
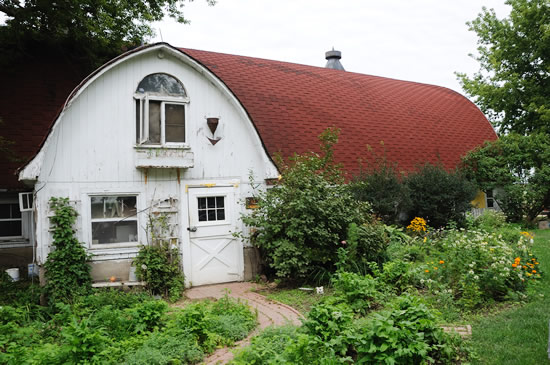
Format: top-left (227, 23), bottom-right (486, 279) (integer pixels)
top-left (165, 104), bottom-right (185, 143)
top-left (91, 197), bottom-right (137, 219)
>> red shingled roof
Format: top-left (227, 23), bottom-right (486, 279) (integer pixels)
top-left (182, 48), bottom-right (497, 176)
top-left (0, 44), bottom-right (497, 190)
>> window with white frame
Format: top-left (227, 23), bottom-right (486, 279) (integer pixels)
top-left (135, 73), bottom-right (188, 146)
top-left (90, 196), bottom-right (138, 245)
top-left (0, 202), bottom-right (22, 238)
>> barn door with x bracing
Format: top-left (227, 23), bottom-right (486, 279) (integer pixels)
top-left (186, 186), bottom-right (242, 286)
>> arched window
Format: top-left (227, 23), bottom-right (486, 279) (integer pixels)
top-left (135, 73), bottom-right (189, 145)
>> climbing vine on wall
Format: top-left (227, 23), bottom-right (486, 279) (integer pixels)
top-left (44, 197), bottom-right (92, 305)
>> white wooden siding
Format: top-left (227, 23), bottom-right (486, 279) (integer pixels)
top-left (28, 46), bottom-right (277, 264)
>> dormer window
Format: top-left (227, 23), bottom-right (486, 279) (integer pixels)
top-left (135, 73), bottom-right (189, 146)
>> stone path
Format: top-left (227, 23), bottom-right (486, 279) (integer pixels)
top-left (185, 282), bottom-right (303, 364)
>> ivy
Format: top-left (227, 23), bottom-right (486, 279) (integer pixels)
top-left (44, 197), bottom-right (92, 306)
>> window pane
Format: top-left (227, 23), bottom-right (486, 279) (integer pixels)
top-left (207, 210), bottom-right (216, 221)
top-left (207, 197), bottom-right (216, 209)
top-left (91, 197), bottom-right (137, 219)
top-left (198, 197), bottom-right (206, 209)
top-left (10, 204), bottom-right (21, 219)
top-left (165, 104), bottom-right (185, 143)
top-left (135, 101), bottom-right (140, 143)
top-left (0, 204), bottom-right (12, 219)
top-left (216, 197), bottom-right (224, 208)
top-left (148, 101), bottom-right (161, 143)
top-left (136, 74), bottom-right (187, 97)
top-left (217, 209), bottom-right (225, 220)
top-left (92, 221), bottom-right (137, 244)
top-left (0, 220), bottom-right (22, 237)
top-left (198, 210), bottom-right (207, 222)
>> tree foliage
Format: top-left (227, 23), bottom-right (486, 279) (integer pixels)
top-left (457, 0), bottom-right (550, 135)
top-left (461, 132), bottom-right (550, 223)
top-left (403, 164), bottom-right (478, 228)
top-left (0, 0), bottom-right (215, 66)
top-left (241, 128), bottom-right (369, 280)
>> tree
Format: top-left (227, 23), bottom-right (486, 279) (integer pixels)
top-left (461, 132), bottom-right (550, 223)
top-left (403, 164), bottom-right (477, 228)
top-left (241, 128), bottom-right (369, 280)
top-left (457, 0), bottom-right (550, 135)
top-left (0, 0), bottom-right (215, 66)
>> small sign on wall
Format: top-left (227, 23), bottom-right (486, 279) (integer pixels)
top-left (245, 197), bottom-right (259, 209)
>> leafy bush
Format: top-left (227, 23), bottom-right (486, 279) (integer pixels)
top-left (124, 329), bottom-right (204, 365)
top-left (350, 160), bottom-right (410, 224)
top-left (341, 222), bottom-right (389, 271)
top-left (302, 299), bottom-right (354, 342)
top-left (134, 242), bottom-right (185, 301)
top-left (231, 325), bottom-right (300, 364)
top-left (331, 271), bottom-right (381, 314)
top-left (353, 295), bottom-right (465, 364)
top-left (403, 163), bottom-right (477, 228)
top-left (44, 197), bottom-right (92, 305)
top-left (421, 229), bottom-right (539, 309)
top-left (242, 128), bottom-right (368, 280)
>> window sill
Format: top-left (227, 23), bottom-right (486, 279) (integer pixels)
top-left (135, 145), bottom-right (194, 169)
top-left (134, 144), bottom-right (191, 150)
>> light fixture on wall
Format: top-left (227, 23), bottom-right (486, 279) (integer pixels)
top-left (206, 117), bottom-right (222, 145)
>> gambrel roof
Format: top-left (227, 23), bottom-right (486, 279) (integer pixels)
top-left (1, 43), bottom-right (497, 189)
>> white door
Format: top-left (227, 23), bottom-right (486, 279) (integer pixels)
top-left (186, 186), bottom-right (243, 286)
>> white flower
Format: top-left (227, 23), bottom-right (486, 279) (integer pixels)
top-left (469, 270), bottom-right (475, 275)
top-left (332, 311), bottom-right (342, 319)
top-left (141, 264), bottom-right (147, 270)
top-left (474, 275), bottom-right (479, 280)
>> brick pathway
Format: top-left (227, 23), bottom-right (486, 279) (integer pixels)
top-left (185, 282), bottom-right (303, 364)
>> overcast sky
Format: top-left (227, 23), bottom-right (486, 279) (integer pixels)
top-left (150, 0), bottom-right (511, 94)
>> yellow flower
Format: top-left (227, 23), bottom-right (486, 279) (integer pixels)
top-left (532, 270), bottom-right (536, 273)
top-left (425, 269), bottom-right (430, 273)
top-left (423, 237), bottom-right (427, 243)
top-left (433, 267), bottom-right (438, 270)
top-left (439, 260), bottom-right (445, 264)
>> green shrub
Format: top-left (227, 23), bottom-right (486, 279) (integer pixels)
top-left (134, 242), bottom-right (185, 301)
top-left (125, 300), bottom-right (168, 334)
top-left (403, 163), bottom-right (477, 228)
top-left (340, 222), bottom-right (389, 272)
top-left (231, 325), bottom-right (300, 364)
top-left (124, 329), bottom-right (204, 365)
top-left (331, 271), bottom-right (381, 314)
top-left (302, 299), bottom-right (354, 342)
top-left (473, 209), bottom-right (507, 230)
top-left (60, 316), bottom-right (110, 364)
top-left (44, 197), bottom-right (92, 305)
top-left (350, 161), bottom-right (410, 225)
top-left (421, 229), bottom-right (539, 309)
top-left (353, 295), bottom-right (464, 364)
top-left (242, 128), bottom-right (369, 280)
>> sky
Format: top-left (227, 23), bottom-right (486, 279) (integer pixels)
top-left (150, 0), bottom-right (511, 94)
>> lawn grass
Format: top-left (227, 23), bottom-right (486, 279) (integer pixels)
top-left (470, 229), bottom-right (550, 364)
top-left (259, 287), bottom-right (332, 314)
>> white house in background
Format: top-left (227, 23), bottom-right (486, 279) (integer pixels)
top-left (7, 42), bottom-right (497, 286)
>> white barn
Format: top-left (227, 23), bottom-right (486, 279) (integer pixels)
top-left (2, 42), bottom-right (497, 286)
top-left (19, 44), bottom-right (278, 286)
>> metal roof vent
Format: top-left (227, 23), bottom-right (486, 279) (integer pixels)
top-left (325, 48), bottom-right (345, 71)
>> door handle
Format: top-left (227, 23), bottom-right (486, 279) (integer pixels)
top-left (187, 226), bottom-right (197, 232)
